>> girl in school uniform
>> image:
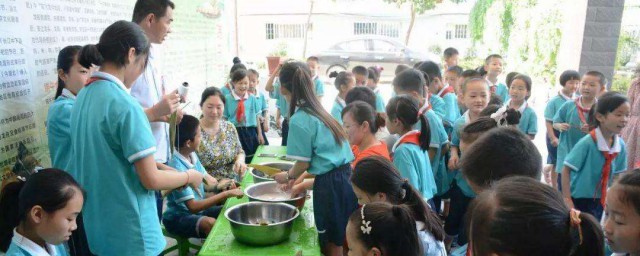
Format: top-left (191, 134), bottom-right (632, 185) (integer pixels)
top-left (351, 157), bottom-right (447, 256)
top-left (603, 171), bottom-right (640, 256)
top-left (47, 46), bottom-right (91, 170)
top-left (562, 91), bottom-right (629, 220)
top-left (68, 21), bottom-right (203, 256)
top-left (221, 57), bottom-right (246, 96)
top-left (554, 71), bottom-right (606, 189)
top-left (273, 61), bottom-right (357, 256)
top-left (345, 87), bottom-right (391, 141)
top-left (329, 71), bottom-right (356, 124)
top-left (502, 74), bottom-right (538, 139)
top-left (223, 69), bottom-right (263, 163)
top-left (386, 95), bottom-right (437, 204)
top-left (342, 102), bottom-right (390, 167)
top-left (248, 69), bottom-right (269, 146)
top-left (544, 70), bottom-right (580, 190)
top-left (0, 169), bottom-right (83, 256)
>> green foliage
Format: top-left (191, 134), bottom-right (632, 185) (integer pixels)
top-left (469, 0), bottom-right (496, 42)
top-left (428, 44), bottom-right (442, 55)
top-left (499, 1), bottom-right (513, 52)
top-left (269, 42), bottom-right (288, 57)
top-left (611, 73), bottom-right (632, 93)
top-left (615, 31), bottom-right (640, 70)
top-left (384, 0), bottom-right (438, 14)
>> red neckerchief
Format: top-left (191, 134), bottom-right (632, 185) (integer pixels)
top-left (590, 130), bottom-right (618, 207)
top-left (575, 97), bottom-right (591, 127)
top-left (84, 77), bottom-right (105, 86)
top-left (236, 97), bottom-right (246, 124)
top-left (438, 85), bottom-right (455, 98)
top-left (398, 132), bottom-right (421, 146)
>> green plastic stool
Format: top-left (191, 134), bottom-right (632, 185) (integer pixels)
top-left (160, 225), bottom-right (202, 256)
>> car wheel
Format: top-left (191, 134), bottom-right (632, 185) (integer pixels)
top-left (326, 65), bottom-right (346, 76)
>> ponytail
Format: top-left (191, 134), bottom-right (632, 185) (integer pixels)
top-left (400, 181), bottom-right (444, 241)
top-left (418, 114), bottom-right (430, 151)
top-left (386, 95), bottom-right (430, 151)
top-left (0, 180), bottom-right (26, 251)
top-left (78, 44), bottom-right (103, 69)
top-left (78, 20), bottom-right (150, 69)
top-left (461, 107), bottom-right (521, 144)
top-left (571, 212), bottom-right (604, 256)
top-left (55, 46), bottom-right (82, 99)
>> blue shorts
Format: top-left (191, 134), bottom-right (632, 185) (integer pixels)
top-left (546, 129), bottom-right (560, 164)
top-left (313, 164), bottom-right (358, 247)
top-left (163, 206), bottom-right (223, 238)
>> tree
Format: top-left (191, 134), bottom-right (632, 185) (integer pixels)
top-left (384, 0), bottom-right (437, 45)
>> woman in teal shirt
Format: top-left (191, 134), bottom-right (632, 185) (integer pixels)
top-left (274, 62), bottom-right (357, 256)
top-left (47, 45), bottom-right (91, 170)
top-left (67, 21), bottom-right (203, 256)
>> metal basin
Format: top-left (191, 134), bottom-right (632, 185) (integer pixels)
top-left (225, 202), bottom-right (300, 246)
top-left (245, 181), bottom-right (306, 210)
top-left (250, 162), bottom-right (293, 183)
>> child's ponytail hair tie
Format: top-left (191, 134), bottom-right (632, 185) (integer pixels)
top-left (490, 107), bottom-right (508, 126)
top-left (569, 208), bottom-right (583, 249)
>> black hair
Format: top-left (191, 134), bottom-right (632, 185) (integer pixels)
top-left (352, 65), bottom-right (369, 77)
top-left (459, 109), bottom-right (521, 144)
top-left (352, 156), bottom-right (445, 241)
top-left (479, 104), bottom-right (501, 117)
top-left (279, 61), bottom-right (347, 144)
top-left (367, 66), bottom-right (382, 84)
top-left (346, 87), bottom-right (386, 129)
top-left (461, 77), bottom-right (490, 95)
top-left (175, 115), bottom-right (199, 149)
top-left (395, 64), bottom-right (411, 76)
top-left (247, 69), bottom-right (259, 78)
top-left (559, 70), bottom-right (581, 86)
top-left (460, 127), bottom-right (541, 190)
top-left (476, 65), bottom-right (488, 77)
top-left (413, 61), bottom-right (424, 68)
top-left (461, 69), bottom-right (481, 79)
top-left (386, 95), bottom-right (430, 151)
top-left (342, 101), bottom-right (380, 133)
top-left (306, 56), bottom-right (319, 62)
top-left (0, 169), bottom-right (84, 251)
top-left (588, 91), bottom-right (629, 129)
top-left (329, 71), bottom-right (354, 91)
top-left (511, 74), bottom-right (532, 100)
top-left (484, 54), bottom-right (503, 65)
top-left (55, 45), bottom-right (82, 99)
top-left (585, 70), bottom-right (608, 88)
top-left (132, 0), bottom-right (175, 24)
top-left (78, 20), bottom-right (150, 69)
top-left (505, 71), bottom-right (520, 88)
top-left (200, 86), bottom-right (226, 106)
top-left (443, 47), bottom-right (459, 58)
top-left (446, 65), bottom-right (463, 76)
top-left (349, 202), bottom-right (423, 256)
top-left (229, 57), bottom-right (247, 78)
top-left (613, 170), bottom-right (640, 216)
top-left (230, 69), bottom-right (248, 84)
top-left (469, 176), bottom-right (604, 256)
top-left (392, 69), bottom-right (425, 96)
top-left (489, 93), bottom-right (504, 106)
top-left (417, 61), bottom-right (441, 82)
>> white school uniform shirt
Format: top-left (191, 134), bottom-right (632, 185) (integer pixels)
top-left (130, 45), bottom-right (170, 163)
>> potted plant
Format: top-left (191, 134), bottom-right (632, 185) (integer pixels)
top-left (267, 42), bottom-right (288, 75)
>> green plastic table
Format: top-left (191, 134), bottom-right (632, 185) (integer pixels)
top-left (198, 146), bottom-right (321, 256)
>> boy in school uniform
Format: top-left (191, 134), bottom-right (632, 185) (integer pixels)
top-left (484, 54), bottom-right (509, 103)
top-left (443, 47), bottom-right (459, 71)
top-left (307, 56), bottom-right (325, 100)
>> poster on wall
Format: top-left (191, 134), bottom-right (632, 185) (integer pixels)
top-left (0, 0), bottom-right (231, 180)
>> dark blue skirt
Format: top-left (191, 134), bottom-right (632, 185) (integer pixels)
top-left (236, 126), bottom-right (259, 164)
top-left (313, 164), bottom-right (358, 247)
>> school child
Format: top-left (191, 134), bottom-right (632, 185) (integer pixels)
top-left (603, 170), bottom-right (640, 256)
top-left (329, 71), bottom-right (356, 124)
top-left (445, 77), bottom-right (490, 246)
top-left (248, 69), bottom-right (269, 146)
top-left (554, 71), bottom-right (607, 188)
top-left (307, 56), bottom-right (325, 99)
top-left (0, 169), bottom-right (83, 256)
top-left (346, 202), bottom-right (423, 256)
top-left (386, 95), bottom-right (437, 203)
top-left (445, 65), bottom-right (463, 101)
top-left (562, 92), bottom-right (629, 220)
top-left (502, 74), bottom-right (537, 139)
top-left (366, 66), bottom-right (387, 114)
top-left (224, 69), bottom-right (264, 163)
top-left (163, 115), bottom-right (244, 238)
top-left (443, 47), bottom-right (459, 71)
top-left (68, 20), bottom-right (204, 255)
top-left (221, 57), bottom-right (247, 96)
top-left (352, 157), bottom-right (447, 256)
top-left (273, 61), bottom-right (357, 256)
top-left (392, 69), bottom-right (449, 213)
top-left (352, 66), bottom-right (369, 87)
top-left (484, 54), bottom-right (509, 103)
top-left (466, 176), bottom-right (604, 256)
top-left (416, 62), bottom-right (448, 121)
top-left (545, 70), bottom-right (580, 190)
top-left (47, 46), bottom-right (91, 170)
top-left (456, 69), bottom-right (482, 115)
top-left (395, 64), bottom-right (410, 76)
top-left (420, 61), bottom-right (460, 133)
top-left (505, 71), bottom-right (520, 90)
top-left (265, 64), bottom-right (290, 146)
top-left (342, 102), bottom-right (390, 167)
top-left (345, 87), bottom-right (390, 141)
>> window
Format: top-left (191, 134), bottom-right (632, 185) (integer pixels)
top-left (265, 23), bottom-right (308, 40)
top-left (354, 22), bottom-right (400, 38)
top-left (446, 30), bottom-right (452, 40)
top-left (455, 24), bottom-right (467, 39)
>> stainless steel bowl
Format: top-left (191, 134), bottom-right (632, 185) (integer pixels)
top-left (244, 181), bottom-right (306, 210)
top-left (225, 202), bottom-right (300, 246)
top-left (249, 162), bottom-right (293, 183)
